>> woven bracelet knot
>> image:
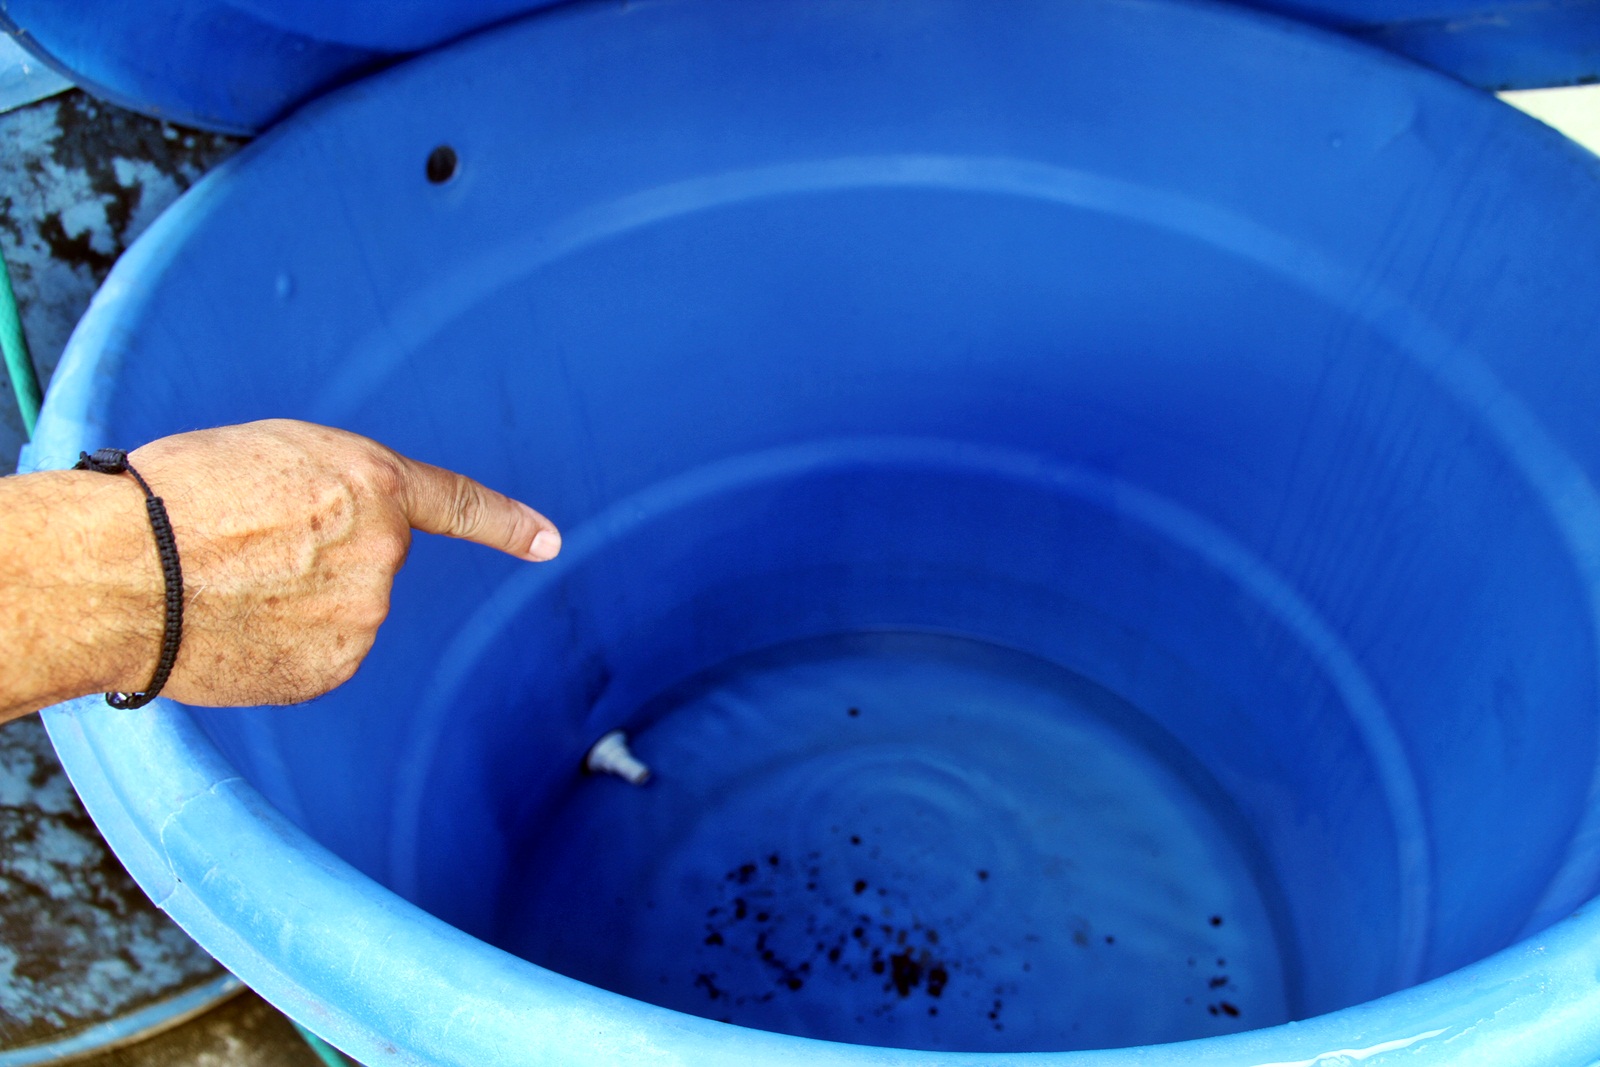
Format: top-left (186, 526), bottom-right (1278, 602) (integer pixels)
top-left (74, 449), bottom-right (184, 709)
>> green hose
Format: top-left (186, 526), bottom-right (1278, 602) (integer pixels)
top-left (0, 247), bottom-right (42, 439)
top-left (290, 1020), bottom-right (355, 1066)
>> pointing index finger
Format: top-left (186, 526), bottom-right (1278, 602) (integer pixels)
top-left (397, 455), bottom-right (561, 562)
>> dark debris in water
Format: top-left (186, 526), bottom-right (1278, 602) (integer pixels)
top-left (688, 839), bottom-right (975, 1024)
top-left (671, 835), bottom-right (1246, 1032)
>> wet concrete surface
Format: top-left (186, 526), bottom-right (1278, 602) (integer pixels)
top-left (0, 89), bottom-right (241, 474)
top-left (0, 717), bottom-right (222, 1048)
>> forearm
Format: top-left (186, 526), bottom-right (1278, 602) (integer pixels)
top-left (0, 421), bottom-right (559, 719)
top-left (0, 469), bottom-right (163, 721)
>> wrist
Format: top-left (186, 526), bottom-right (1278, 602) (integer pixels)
top-left (72, 450), bottom-right (187, 708)
top-left (47, 470), bottom-right (165, 699)
top-left (0, 468), bottom-right (167, 720)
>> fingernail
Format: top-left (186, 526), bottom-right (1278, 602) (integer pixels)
top-left (530, 528), bottom-right (562, 561)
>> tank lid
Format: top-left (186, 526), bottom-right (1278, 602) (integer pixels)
top-left (1, 0), bottom-right (1595, 134)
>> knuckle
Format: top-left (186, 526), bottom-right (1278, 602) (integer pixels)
top-left (449, 479), bottom-right (486, 537)
top-left (356, 599), bottom-right (391, 634)
top-left (330, 644), bottom-right (369, 688)
top-left (328, 663), bottom-right (359, 692)
top-left (384, 526), bottom-right (412, 569)
top-left (354, 452), bottom-right (407, 502)
top-left (349, 580), bottom-right (394, 632)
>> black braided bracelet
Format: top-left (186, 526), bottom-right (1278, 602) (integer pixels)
top-left (74, 448), bottom-right (184, 709)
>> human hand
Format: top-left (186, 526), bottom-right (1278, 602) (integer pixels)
top-left (119, 419), bottom-right (560, 707)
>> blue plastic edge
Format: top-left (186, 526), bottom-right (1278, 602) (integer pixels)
top-left (0, 1), bottom-right (381, 135)
top-left (0, 0), bottom-right (1596, 136)
top-left (0, 974), bottom-right (242, 1067)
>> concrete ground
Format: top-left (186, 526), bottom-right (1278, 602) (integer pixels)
top-left (77, 993), bottom-right (329, 1067)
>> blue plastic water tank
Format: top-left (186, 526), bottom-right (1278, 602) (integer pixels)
top-left (3, 0), bottom-right (1596, 132)
top-left (29, 0), bottom-right (1600, 1063)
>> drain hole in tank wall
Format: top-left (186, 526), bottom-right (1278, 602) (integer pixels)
top-left (425, 144), bottom-right (458, 184)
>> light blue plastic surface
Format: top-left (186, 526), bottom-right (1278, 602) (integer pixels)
top-left (2, 0), bottom-right (1598, 134)
top-left (27, 0), bottom-right (1600, 1063)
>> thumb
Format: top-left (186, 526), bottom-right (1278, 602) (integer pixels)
top-left (397, 456), bottom-right (561, 562)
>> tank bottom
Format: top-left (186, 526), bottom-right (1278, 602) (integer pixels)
top-left (497, 632), bottom-right (1292, 1053)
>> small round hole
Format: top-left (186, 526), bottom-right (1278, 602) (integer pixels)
top-left (425, 145), bottom-right (458, 184)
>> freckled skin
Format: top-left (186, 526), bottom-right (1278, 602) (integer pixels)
top-left (0, 420), bottom-right (561, 721)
